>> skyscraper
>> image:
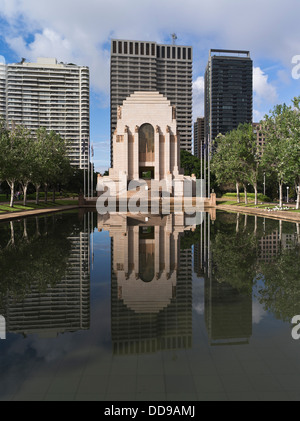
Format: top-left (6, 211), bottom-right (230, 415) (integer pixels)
top-left (193, 117), bottom-right (205, 160)
top-left (0, 62), bottom-right (6, 118)
top-left (205, 49), bottom-right (253, 145)
top-left (110, 39), bottom-right (193, 164)
top-left (1, 58), bottom-right (90, 169)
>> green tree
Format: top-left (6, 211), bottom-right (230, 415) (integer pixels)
top-left (0, 124), bottom-right (25, 207)
top-left (18, 126), bottom-right (34, 206)
top-left (180, 149), bottom-right (201, 179)
top-left (288, 97), bottom-right (300, 209)
top-left (261, 102), bottom-right (296, 207)
top-left (211, 132), bottom-right (243, 203)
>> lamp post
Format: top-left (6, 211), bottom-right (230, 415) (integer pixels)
top-left (287, 186), bottom-right (289, 203)
top-left (263, 172), bottom-right (266, 196)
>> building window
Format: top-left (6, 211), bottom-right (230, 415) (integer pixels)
top-left (130, 42), bottom-right (133, 54)
top-left (113, 41), bottom-right (117, 54)
top-left (118, 42), bottom-right (122, 54)
top-left (178, 48), bottom-right (181, 59)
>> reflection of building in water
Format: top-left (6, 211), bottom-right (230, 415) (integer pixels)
top-left (259, 229), bottom-right (297, 262)
top-left (98, 212), bottom-right (197, 355)
top-left (259, 230), bottom-right (280, 263)
top-left (203, 214), bottom-right (252, 346)
top-left (205, 279), bottom-right (252, 346)
top-left (4, 217), bottom-right (91, 338)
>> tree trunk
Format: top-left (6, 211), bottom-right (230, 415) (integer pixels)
top-left (8, 221), bottom-right (15, 247)
top-left (236, 213), bottom-right (240, 233)
top-left (254, 183), bottom-right (258, 206)
top-left (23, 184), bottom-right (28, 206)
top-left (35, 185), bottom-right (40, 205)
top-left (45, 184), bottom-right (48, 203)
top-left (296, 185), bottom-right (300, 210)
top-left (243, 184), bottom-right (248, 205)
top-left (35, 217), bottom-right (41, 237)
top-left (8, 181), bottom-right (15, 208)
top-left (23, 219), bottom-right (28, 241)
top-left (52, 187), bottom-right (56, 203)
top-left (296, 223), bottom-right (300, 244)
top-left (254, 215), bottom-right (257, 235)
top-left (279, 219), bottom-right (283, 243)
top-left (279, 182), bottom-right (283, 208)
top-left (236, 182), bottom-right (240, 203)
top-left (244, 214), bottom-right (248, 230)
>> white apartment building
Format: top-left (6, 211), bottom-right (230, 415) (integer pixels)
top-left (0, 58), bottom-right (90, 169)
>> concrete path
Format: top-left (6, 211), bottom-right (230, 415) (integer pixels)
top-left (0, 205), bottom-right (79, 222)
top-left (217, 203), bottom-right (300, 223)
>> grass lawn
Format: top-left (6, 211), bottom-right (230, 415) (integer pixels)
top-left (0, 200), bottom-right (78, 214)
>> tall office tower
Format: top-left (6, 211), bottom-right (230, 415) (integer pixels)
top-left (205, 49), bottom-right (253, 146)
top-left (193, 117), bottom-right (205, 160)
top-left (4, 58), bottom-right (90, 169)
top-left (0, 63), bottom-right (6, 118)
top-left (110, 39), bottom-right (193, 164)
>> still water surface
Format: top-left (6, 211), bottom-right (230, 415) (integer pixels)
top-left (0, 210), bottom-right (300, 401)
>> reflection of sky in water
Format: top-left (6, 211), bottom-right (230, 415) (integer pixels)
top-left (0, 211), bottom-right (300, 401)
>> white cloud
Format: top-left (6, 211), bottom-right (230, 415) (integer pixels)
top-left (253, 109), bottom-right (265, 123)
top-left (1, 0), bottom-right (300, 102)
top-left (253, 66), bottom-right (278, 105)
top-left (193, 76), bottom-right (205, 120)
top-left (252, 299), bottom-right (267, 325)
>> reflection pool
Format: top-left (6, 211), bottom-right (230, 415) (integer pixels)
top-left (0, 210), bottom-right (300, 401)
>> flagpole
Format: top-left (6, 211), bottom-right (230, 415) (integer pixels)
top-left (88, 138), bottom-right (90, 200)
top-left (91, 144), bottom-right (94, 198)
top-left (82, 139), bottom-right (86, 199)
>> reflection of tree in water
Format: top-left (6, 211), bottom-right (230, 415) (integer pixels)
top-left (0, 214), bottom-right (77, 308)
top-left (256, 245), bottom-right (300, 322)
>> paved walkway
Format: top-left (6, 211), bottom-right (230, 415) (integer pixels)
top-left (217, 203), bottom-right (300, 223)
top-left (0, 205), bottom-right (79, 222)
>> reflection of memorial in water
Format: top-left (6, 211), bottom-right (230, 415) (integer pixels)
top-left (98, 212), bottom-right (199, 355)
top-left (1, 213), bottom-right (92, 338)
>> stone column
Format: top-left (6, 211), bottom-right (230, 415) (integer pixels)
top-left (123, 231), bottom-right (129, 275)
top-left (133, 225), bottom-right (139, 278)
top-left (165, 126), bottom-right (170, 177)
top-left (155, 126), bottom-right (160, 180)
top-left (124, 126), bottom-right (129, 178)
top-left (133, 126), bottom-right (139, 180)
top-left (155, 225), bottom-right (160, 278)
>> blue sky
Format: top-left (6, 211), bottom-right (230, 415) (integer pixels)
top-left (0, 0), bottom-right (299, 173)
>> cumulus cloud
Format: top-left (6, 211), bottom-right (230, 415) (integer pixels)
top-left (0, 0), bottom-right (299, 100)
top-left (252, 299), bottom-right (267, 325)
top-left (193, 76), bottom-right (205, 120)
top-left (253, 66), bottom-right (278, 105)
